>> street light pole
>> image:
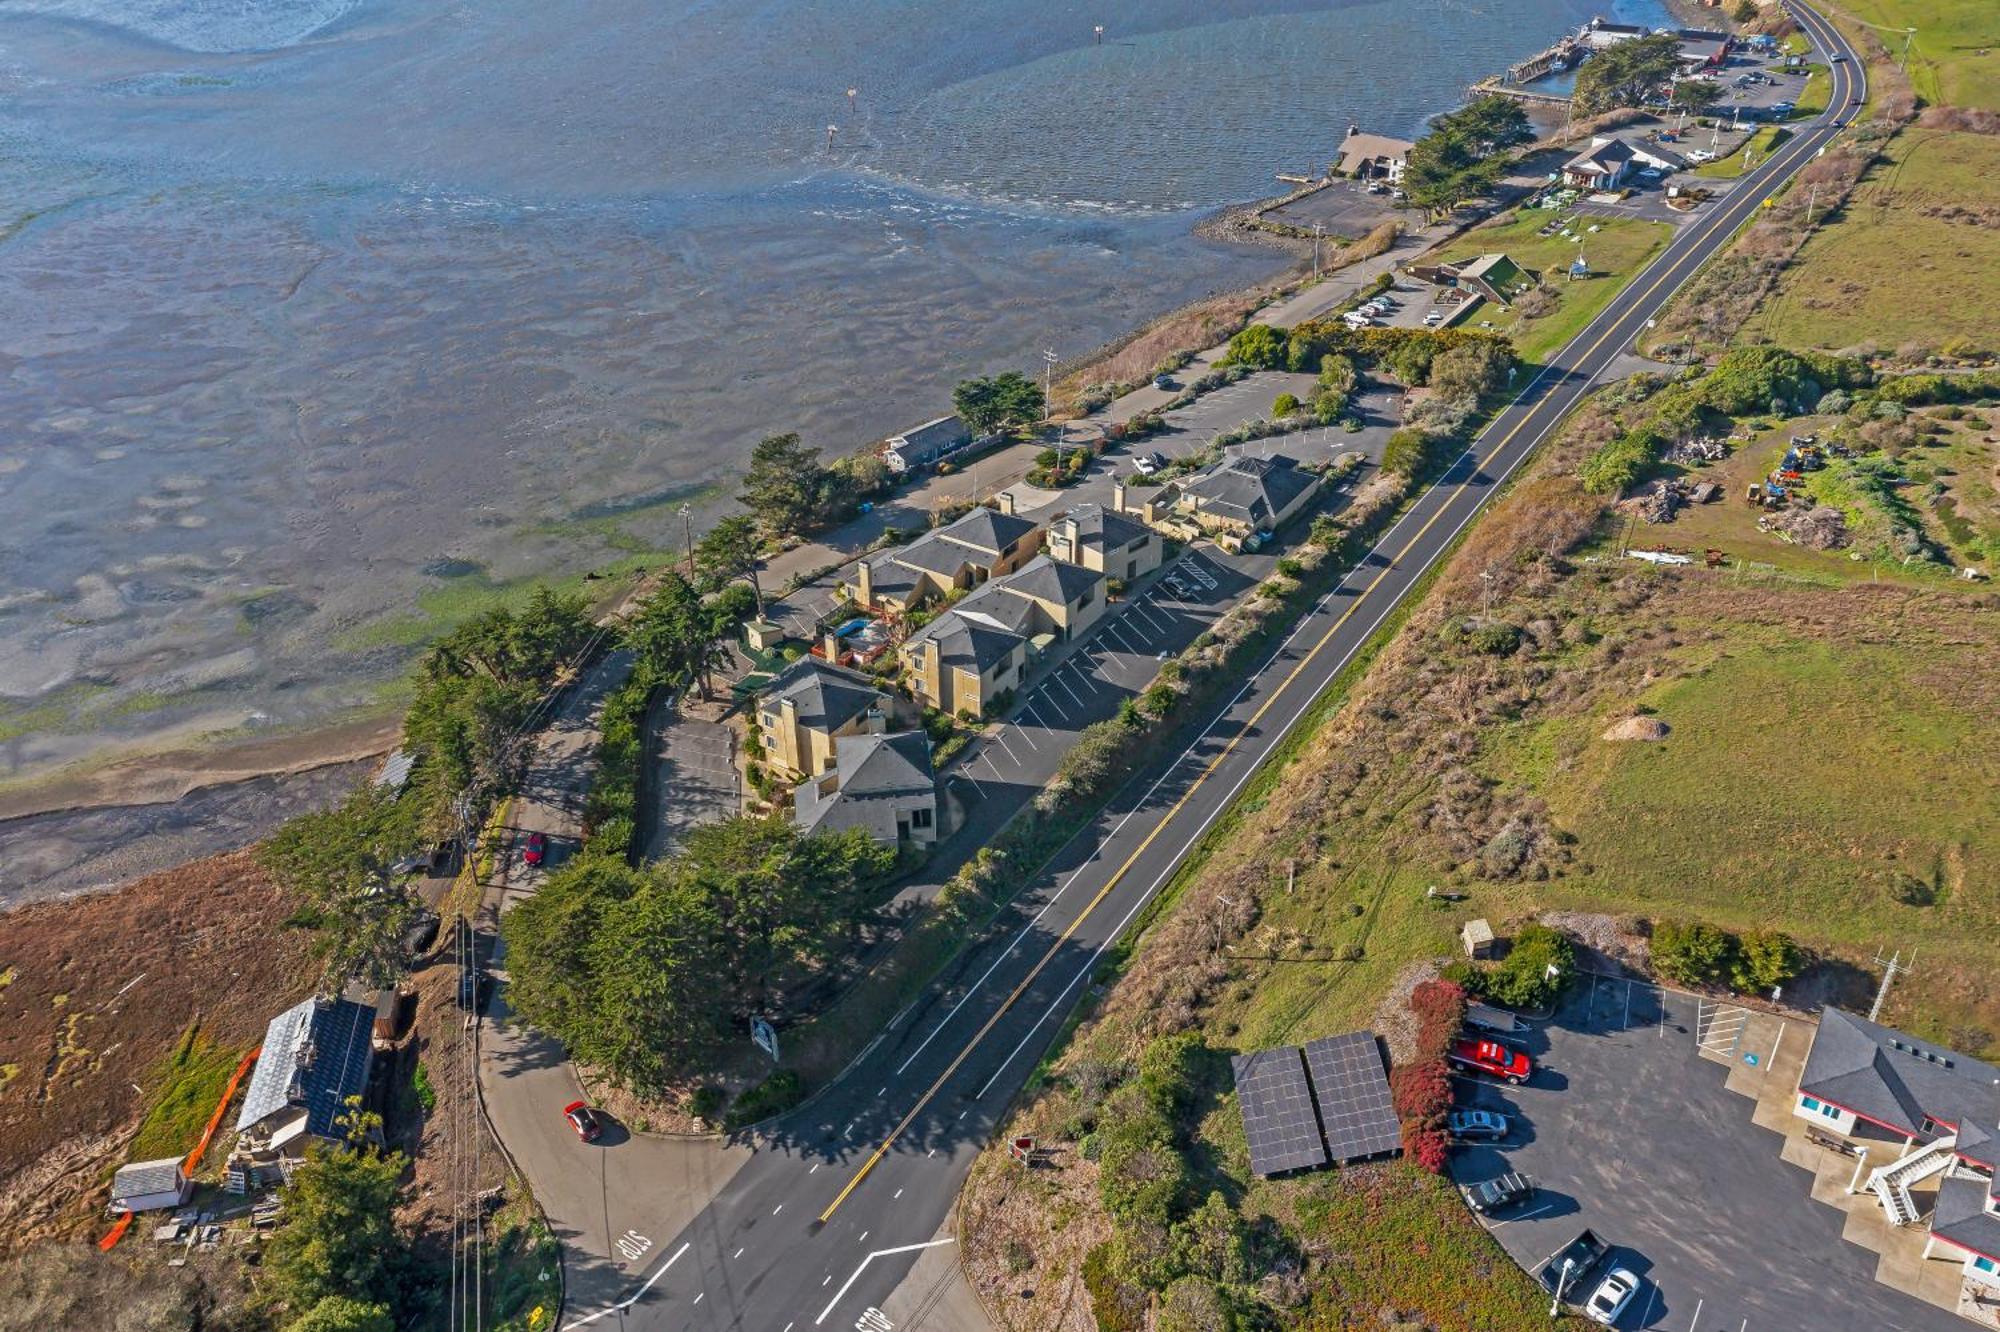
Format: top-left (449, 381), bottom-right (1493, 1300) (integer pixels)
top-left (680, 504), bottom-right (695, 578)
top-left (1043, 347), bottom-right (1060, 467)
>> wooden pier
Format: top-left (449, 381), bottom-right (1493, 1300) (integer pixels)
top-left (1470, 78), bottom-right (1573, 108)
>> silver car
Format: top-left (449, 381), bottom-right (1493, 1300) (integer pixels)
top-left (1584, 1268), bottom-right (1640, 1326)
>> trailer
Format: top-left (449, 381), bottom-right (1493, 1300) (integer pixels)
top-left (1465, 1001), bottom-right (1524, 1036)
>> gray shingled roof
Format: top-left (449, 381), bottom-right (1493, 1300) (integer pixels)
top-left (112, 1157), bottom-right (186, 1200)
top-left (1932, 1174), bottom-right (2000, 1262)
top-left (860, 553), bottom-right (928, 600)
top-left (884, 532), bottom-right (978, 578)
top-left (795, 732), bottom-right (935, 833)
top-left (998, 554), bottom-right (1104, 608)
top-left (1798, 1008), bottom-right (2000, 1154)
top-left (951, 581), bottom-right (1042, 637)
top-left (915, 614), bottom-right (1025, 673)
top-left (1057, 503), bottom-right (1150, 557)
top-left (1566, 138), bottom-right (1638, 172)
top-left (763, 658), bottom-right (885, 732)
top-left (1186, 454), bottom-right (1316, 527)
top-left (236, 996), bottom-right (377, 1139)
top-left (934, 505), bottom-right (1038, 558)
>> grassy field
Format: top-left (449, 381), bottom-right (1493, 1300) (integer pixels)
top-left (1748, 129), bottom-right (2000, 352)
top-left (1832, 0), bottom-right (2000, 110)
top-left (1440, 211), bottom-right (1673, 366)
top-left (960, 369), bottom-right (2000, 1328)
top-left (125, 1024), bottom-right (245, 1165)
top-left (1693, 126), bottom-right (1791, 179)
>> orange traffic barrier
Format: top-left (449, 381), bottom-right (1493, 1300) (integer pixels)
top-left (184, 1046), bottom-right (261, 1178)
top-left (98, 1211), bottom-right (134, 1251)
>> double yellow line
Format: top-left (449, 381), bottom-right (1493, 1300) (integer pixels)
top-left (816, 28), bottom-right (1854, 1223)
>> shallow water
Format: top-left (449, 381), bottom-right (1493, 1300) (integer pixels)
top-left (0, 0), bottom-right (1670, 781)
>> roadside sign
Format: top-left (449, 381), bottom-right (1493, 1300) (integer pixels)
top-left (751, 1016), bottom-right (780, 1062)
top-left (1008, 1135), bottom-right (1035, 1165)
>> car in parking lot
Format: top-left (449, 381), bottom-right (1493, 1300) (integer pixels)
top-left (1446, 1107), bottom-right (1509, 1141)
top-left (1687, 149), bottom-right (1717, 164)
top-left (1449, 1036), bottom-right (1533, 1084)
top-left (1538, 1228), bottom-right (1610, 1300)
top-left (1132, 451), bottom-right (1164, 477)
top-left (1584, 1267), bottom-right (1641, 1325)
top-left (1459, 1170), bottom-right (1535, 1215)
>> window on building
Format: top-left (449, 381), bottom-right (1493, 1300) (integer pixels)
top-left (910, 806), bottom-right (933, 830)
top-left (1802, 1097), bottom-right (1821, 1112)
top-left (1820, 1102), bottom-right (1840, 1119)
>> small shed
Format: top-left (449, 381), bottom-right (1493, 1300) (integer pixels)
top-left (111, 1157), bottom-right (193, 1214)
top-left (1461, 917), bottom-right (1497, 960)
top-left (743, 619), bottom-right (785, 653)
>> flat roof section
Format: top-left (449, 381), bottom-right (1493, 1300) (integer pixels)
top-left (1232, 1046), bottom-right (1329, 1177)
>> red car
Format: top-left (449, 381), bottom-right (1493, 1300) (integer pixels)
top-left (563, 1100), bottom-right (601, 1142)
top-left (523, 831), bottom-right (546, 867)
top-left (1449, 1037), bottom-right (1533, 1085)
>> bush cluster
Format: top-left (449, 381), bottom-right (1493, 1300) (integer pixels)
top-left (1652, 920), bottom-right (1803, 994)
top-left (1391, 977), bottom-right (1467, 1174)
top-left (1483, 923), bottom-right (1574, 1009)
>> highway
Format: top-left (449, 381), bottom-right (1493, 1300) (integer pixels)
top-left (545, 10), bottom-right (1860, 1328)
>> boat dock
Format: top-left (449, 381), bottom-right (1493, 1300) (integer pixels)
top-left (1469, 79), bottom-right (1573, 108)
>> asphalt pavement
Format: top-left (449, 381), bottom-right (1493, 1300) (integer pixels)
top-left (519, 11), bottom-right (1861, 1327)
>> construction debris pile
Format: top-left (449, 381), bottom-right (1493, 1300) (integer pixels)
top-left (1743, 434), bottom-right (1830, 510)
top-left (1618, 476), bottom-right (1720, 524)
top-left (1662, 437), bottom-right (1729, 466)
top-left (1763, 504), bottom-right (1852, 550)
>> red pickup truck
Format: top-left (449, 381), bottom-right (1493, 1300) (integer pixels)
top-left (1449, 1037), bottom-right (1533, 1084)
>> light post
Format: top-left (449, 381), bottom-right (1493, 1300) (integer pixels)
top-left (847, 86), bottom-right (858, 118)
top-left (1549, 1258), bottom-right (1575, 1318)
top-left (680, 504), bottom-right (695, 578)
top-left (1312, 221), bottom-right (1324, 278)
top-left (1094, 24), bottom-right (1104, 44)
top-left (1043, 347), bottom-right (1060, 468)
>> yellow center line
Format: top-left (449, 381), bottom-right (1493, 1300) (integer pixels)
top-left (815, 39), bottom-right (1853, 1224)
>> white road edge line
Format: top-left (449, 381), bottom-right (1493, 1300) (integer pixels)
top-left (561, 1240), bottom-right (692, 1329)
top-left (815, 1238), bottom-right (956, 1325)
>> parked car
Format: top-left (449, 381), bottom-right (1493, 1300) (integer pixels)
top-left (1154, 373), bottom-right (1177, 390)
top-left (1449, 1037), bottom-right (1533, 1084)
top-left (1132, 452), bottom-right (1162, 477)
top-left (1584, 1268), bottom-right (1641, 1325)
top-left (1459, 1171), bottom-right (1535, 1215)
top-left (1538, 1229), bottom-right (1610, 1299)
top-left (563, 1100), bottom-right (603, 1143)
top-left (1687, 149), bottom-right (1717, 164)
top-left (523, 831), bottom-right (547, 866)
top-left (458, 967), bottom-right (486, 1012)
top-left (1446, 1107), bottom-right (1510, 1142)
top-left (401, 910), bottom-right (441, 958)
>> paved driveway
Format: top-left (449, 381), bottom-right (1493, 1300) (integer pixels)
top-left (1451, 977), bottom-right (1966, 1331)
top-left (641, 700), bottom-right (739, 862)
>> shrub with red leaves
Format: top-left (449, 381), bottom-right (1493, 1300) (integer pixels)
top-left (1409, 978), bottom-right (1468, 1062)
top-left (1402, 1121), bottom-right (1451, 1174)
top-left (1390, 1057), bottom-right (1452, 1124)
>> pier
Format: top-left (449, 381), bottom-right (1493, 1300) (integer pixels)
top-left (1469, 78), bottom-right (1574, 108)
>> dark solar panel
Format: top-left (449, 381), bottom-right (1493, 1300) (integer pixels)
top-left (1302, 1032), bottom-right (1401, 1163)
top-left (303, 999), bottom-right (376, 1138)
top-left (1232, 1047), bottom-right (1329, 1177)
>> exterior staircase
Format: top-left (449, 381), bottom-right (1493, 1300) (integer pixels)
top-left (1867, 1135), bottom-right (1957, 1227)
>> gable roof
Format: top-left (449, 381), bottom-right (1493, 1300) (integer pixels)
top-left (1932, 1175), bottom-right (2000, 1262)
top-left (933, 505), bottom-right (1039, 559)
top-left (1185, 454), bottom-right (1317, 527)
top-left (1566, 138), bottom-right (1637, 172)
top-left (1055, 503), bottom-right (1151, 556)
top-left (1337, 130), bottom-right (1414, 172)
top-left (952, 580), bottom-right (1043, 637)
top-left (910, 613), bottom-right (1026, 673)
top-left (762, 657), bottom-right (885, 732)
top-left (888, 415), bottom-right (969, 456)
top-left (236, 996), bottom-right (377, 1139)
top-left (794, 732), bottom-right (935, 833)
top-left (1457, 253), bottom-right (1523, 284)
top-left (997, 554), bottom-right (1104, 609)
top-left (859, 553), bottom-right (930, 601)
top-left (884, 532), bottom-right (980, 578)
top-left (1799, 1008), bottom-right (2000, 1153)
top-left (112, 1157), bottom-right (186, 1200)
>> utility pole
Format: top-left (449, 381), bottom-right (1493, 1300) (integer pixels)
top-left (1804, 180), bottom-right (1820, 227)
top-left (1043, 348), bottom-right (1060, 467)
top-left (680, 503), bottom-right (695, 578)
top-left (1312, 221), bottom-right (1324, 278)
top-left (1868, 949), bottom-right (1913, 1023)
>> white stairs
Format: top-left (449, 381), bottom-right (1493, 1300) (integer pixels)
top-left (1868, 1134), bottom-right (1957, 1227)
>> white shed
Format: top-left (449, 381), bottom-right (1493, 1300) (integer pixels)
top-left (110, 1157), bottom-right (193, 1214)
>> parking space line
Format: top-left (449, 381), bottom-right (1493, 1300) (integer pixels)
top-left (1689, 1297), bottom-right (1702, 1330)
top-left (1103, 620), bottom-right (1141, 655)
top-left (1052, 672), bottom-right (1086, 709)
top-left (1010, 722), bottom-right (1039, 752)
top-left (1022, 704), bottom-right (1053, 732)
top-left (991, 730), bottom-right (1021, 766)
top-left (1637, 1285), bottom-right (1660, 1328)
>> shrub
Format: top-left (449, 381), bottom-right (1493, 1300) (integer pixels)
top-left (1169, 1192), bottom-right (1251, 1285)
top-left (1402, 1121), bottom-right (1451, 1174)
top-left (1158, 1276), bottom-right (1240, 1332)
top-left (1272, 391), bottom-right (1301, 418)
top-left (1409, 978), bottom-right (1469, 1060)
top-left (1383, 427), bottom-right (1439, 478)
top-left (1485, 924), bottom-right (1574, 1009)
top-left (412, 1062), bottom-right (436, 1116)
top-left (1137, 1031), bottom-right (1205, 1120)
top-left (1223, 323), bottom-right (1285, 370)
top-left (1730, 930), bottom-right (1802, 994)
top-left (1096, 1105), bottom-right (1188, 1228)
top-left (1439, 959), bottom-right (1486, 996)
top-left (1082, 1241), bottom-right (1147, 1332)
top-left (1142, 682), bottom-right (1179, 719)
top-left (1390, 1057), bottom-right (1452, 1124)
top-left (723, 1068), bottom-right (804, 1129)
top-left (1652, 919), bottom-right (1736, 987)
top-left (687, 1084), bottom-right (727, 1124)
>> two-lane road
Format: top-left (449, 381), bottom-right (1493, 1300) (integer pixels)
top-left (551, 12), bottom-right (1862, 1328)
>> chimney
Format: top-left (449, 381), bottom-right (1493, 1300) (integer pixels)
top-left (857, 558), bottom-right (874, 608)
top-left (1112, 481), bottom-right (1127, 514)
top-left (996, 490), bottom-right (1016, 516)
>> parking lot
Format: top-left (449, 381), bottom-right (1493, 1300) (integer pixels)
top-left (1450, 975), bottom-right (1968, 1330)
top-left (1141, 374), bottom-right (1400, 473)
top-left (1262, 177), bottom-right (1402, 239)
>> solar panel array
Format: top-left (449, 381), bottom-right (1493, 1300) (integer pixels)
top-left (1232, 1047), bottom-right (1329, 1177)
top-left (1302, 1032), bottom-right (1402, 1163)
top-left (301, 998), bottom-right (378, 1138)
top-left (1234, 1030), bottom-right (1399, 1177)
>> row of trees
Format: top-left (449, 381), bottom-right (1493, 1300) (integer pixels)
top-left (733, 430), bottom-right (891, 547)
top-left (1401, 95), bottom-right (1535, 220)
top-left (500, 818), bottom-right (897, 1091)
top-left (258, 1107), bottom-right (417, 1332)
top-left (1572, 32), bottom-right (1684, 118)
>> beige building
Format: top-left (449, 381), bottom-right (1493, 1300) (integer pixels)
top-left (756, 658), bottom-right (894, 779)
top-left (1047, 503), bottom-right (1161, 584)
top-left (1336, 125), bottom-right (1413, 183)
top-left (843, 506), bottom-right (1043, 613)
top-left (792, 731), bottom-right (939, 846)
top-left (898, 555), bottom-right (1106, 717)
top-left (1178, 454), bottom-right (1322, 542)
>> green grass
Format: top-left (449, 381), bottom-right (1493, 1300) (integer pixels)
top-left (1694, 126), bottom-right (1791, 178)
top-left (1795, 63), bottom-right (1832, 117)
top-left (1441, 211), bottom-right (1674, 366)
top-left (1831, 0), bottom-right (2000, 110)
top-left (127, 1026), bottom-right (243, 1165)
top-left (1751, 129), bottom-right (2000, 352)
